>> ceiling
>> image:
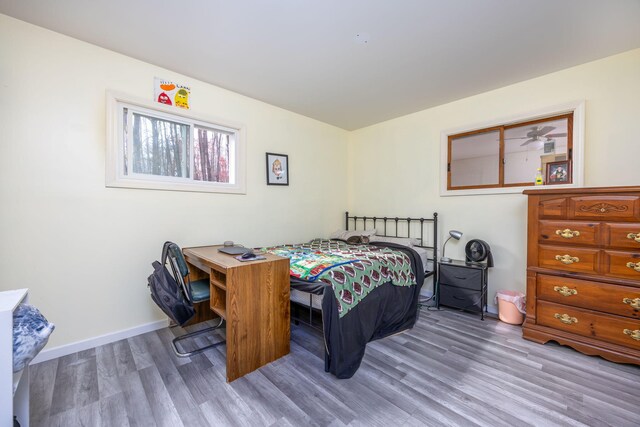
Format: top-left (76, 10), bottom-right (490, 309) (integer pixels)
top-left (1, 1), bottom-right (639, 130)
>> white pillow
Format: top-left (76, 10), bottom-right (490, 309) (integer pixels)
top-left (330, 229), bottom-right (377, 240)
top-left (369, 236), bottom-right (420, 247)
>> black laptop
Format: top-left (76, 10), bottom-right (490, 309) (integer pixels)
top-left (218, 246), bottom-right (251, 255)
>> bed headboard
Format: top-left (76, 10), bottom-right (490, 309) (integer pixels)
top-left (344, 211), bottom-right (438, 277)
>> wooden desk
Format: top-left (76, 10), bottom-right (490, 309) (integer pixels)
top-left (182, 246), bottom-right (290, 382)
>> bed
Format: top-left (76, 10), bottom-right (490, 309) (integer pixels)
top-left (264, 212), bottom-right (438, 378)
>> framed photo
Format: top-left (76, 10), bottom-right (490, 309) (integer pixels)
top-left (266, 153), bottom-right (289, 185)
top-left (546, 160), bottom-right (571, 185)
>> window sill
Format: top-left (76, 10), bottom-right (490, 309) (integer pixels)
top-left (106, 177), bottom-right (246, 194)
top-left (440, 183), bottom-right (581, 197)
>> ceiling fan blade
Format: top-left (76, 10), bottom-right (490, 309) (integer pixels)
top-left (520, 138), bottom-right (537, 146)
top-left (546, 133), bottom-right (567, 138)
top-left (538, 126), bottom-right (556, 136)
top-left (526, 125), bottom-right (556, 138)
top-left (504, 137), bottom-right (528, 140)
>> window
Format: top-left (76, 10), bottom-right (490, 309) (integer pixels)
top-left (440, 101), bottom-right (584, 196)
top-left (106, 92), bottom-right (246, 194)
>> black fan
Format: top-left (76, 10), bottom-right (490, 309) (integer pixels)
top-left (465, 239), bottom-right (494, 267)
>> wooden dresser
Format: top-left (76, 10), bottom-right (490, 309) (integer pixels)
top-left (523, 186), bottom-right (640, 365)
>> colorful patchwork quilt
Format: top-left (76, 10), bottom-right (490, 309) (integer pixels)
top-left (264, 239), bottom-right (416, 317)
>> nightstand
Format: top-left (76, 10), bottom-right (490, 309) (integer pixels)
top-left (438, 260), bottom-right (488, 320)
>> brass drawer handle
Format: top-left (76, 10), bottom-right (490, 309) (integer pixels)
top-left (553, 286), bottom-right (577, 297)
top-left (555, 254), bottom-right (580, 265)
top-left (556, 229), bottom-right (580, 239)
top-left (623, 329), bottom-right (640, 341)
top-left (554, 313), bottom-right (578, 325)
top-left (622, 297), bottom-right (640, 309)
top-left (626, 261), bottom-right (640, 272)
top-left (627, 232), bottom-right (640, 243)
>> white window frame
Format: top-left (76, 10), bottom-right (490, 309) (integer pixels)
top-left (106, 91), bottom-right (246, 194)
top-left (439, 100), bottom-right (585, 196)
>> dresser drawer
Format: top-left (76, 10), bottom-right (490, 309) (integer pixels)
top-left (537, 301), bottom-right (640, 350)
top-left (571, 195), bottom-right (640, 221)
top-left (537, 274), bottom-right (640, 318)
top-left (439, 266), bottom-right (483, 290)
top-left (605, 223), bottom-right (640, 249)
top-left (538, 221), bottom-right (600, 246)
top-left (538, 197), bottom-right (568, 219)
top-left (604, 250), bottom-right (640, 281)
top-left (538, 244), bottom-right (599, 274)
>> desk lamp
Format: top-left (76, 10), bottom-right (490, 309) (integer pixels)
top-left (440, 230), bottom-right (463, 263)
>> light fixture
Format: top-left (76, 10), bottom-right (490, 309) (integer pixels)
top-left (544, 138), bottom-right (555, 154)
top-left (441, 230), bottom-right (463, 263)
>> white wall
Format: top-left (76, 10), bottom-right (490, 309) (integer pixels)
top-left (348, 48), bottom-right (640, 307)
top-left (0, 15), bottom-right (348, 347)
top-left (2, 13), bottom-right (639, 349)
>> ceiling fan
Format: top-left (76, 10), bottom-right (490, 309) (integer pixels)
top-left (505, 125), bottom-right (567, 146)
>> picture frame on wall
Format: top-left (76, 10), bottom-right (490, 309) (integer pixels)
top-left (266, 153), bottom-right (289, 186)
top-left (546, 160), bottom-right (571, 185)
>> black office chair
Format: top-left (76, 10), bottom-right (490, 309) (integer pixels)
top-left (163, 242), bottom-right (224, 357)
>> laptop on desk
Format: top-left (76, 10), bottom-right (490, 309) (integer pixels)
top-left (218, 246), bottom-right (251, 255)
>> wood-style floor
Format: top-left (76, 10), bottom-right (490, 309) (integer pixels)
top-left (30, 308), bottom-right (640, 426)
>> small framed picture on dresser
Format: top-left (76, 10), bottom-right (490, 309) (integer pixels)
top-left (546, 160), bottom-right (571, 185)
top-left (266, 153), bottom-right (289, 186)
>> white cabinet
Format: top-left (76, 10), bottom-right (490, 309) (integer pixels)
top-left (1, 289), bottom-right (30, 427)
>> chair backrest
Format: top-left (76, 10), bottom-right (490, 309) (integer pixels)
top-left (147, 242), bottom-right (196, 326)
top-left (163, 241), bottom-right (193, 303)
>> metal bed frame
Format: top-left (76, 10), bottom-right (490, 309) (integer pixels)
top-left (344, 211), bottom-right (438, 281)
top-left (290, 211), bottom-right (438, 330)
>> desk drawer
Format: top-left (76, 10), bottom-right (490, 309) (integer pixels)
top-left (439, 267), bottom-right (482, 290)
top-left (537, 301), bottom-right (640, 350)
top-left (439, 284), bottom-right (483, 312)
top-left (537, 274), bottom-right (640, 318)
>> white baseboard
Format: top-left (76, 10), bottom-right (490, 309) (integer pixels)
top-left (486, 304), bottom-right (498, 315)
top-left (30, 301), bottom-right (500, 365)
top-left (31, 319), bottom-right (168, 364)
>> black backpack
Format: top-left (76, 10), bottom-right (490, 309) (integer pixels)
top-left (147, 242), bottom-right (195, 326)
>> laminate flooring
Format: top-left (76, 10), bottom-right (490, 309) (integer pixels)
top-left (30, 308), bottom-right (640, 426)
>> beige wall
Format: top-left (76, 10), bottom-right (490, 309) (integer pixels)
top-left (2, 13), bottom-right (639, 348)
top-left (348, 48), bottom-right (640, 307)
top-left (0, 15), bottom-right (348, 347)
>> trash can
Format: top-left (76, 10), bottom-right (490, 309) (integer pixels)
top-left (495, 290), bottom-right (526, 325)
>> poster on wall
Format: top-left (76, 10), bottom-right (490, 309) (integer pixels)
top-left (266, 152), bottom-right (289, 186)
top-left (154, 77), bottom-right (191, 109)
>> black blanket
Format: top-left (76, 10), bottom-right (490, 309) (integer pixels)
top-left (320, 242), bottom-right (424, 378)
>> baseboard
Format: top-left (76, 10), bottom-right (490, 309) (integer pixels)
top-left (486, 304), bottom-right (498, 315)
top-left (31, 319), bottom-right (168, 364)
top-left (30, 304), bottom-right (500, 364)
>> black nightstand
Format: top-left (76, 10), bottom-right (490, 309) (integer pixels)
top-left (437, 260), bottom-right (488, 320)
